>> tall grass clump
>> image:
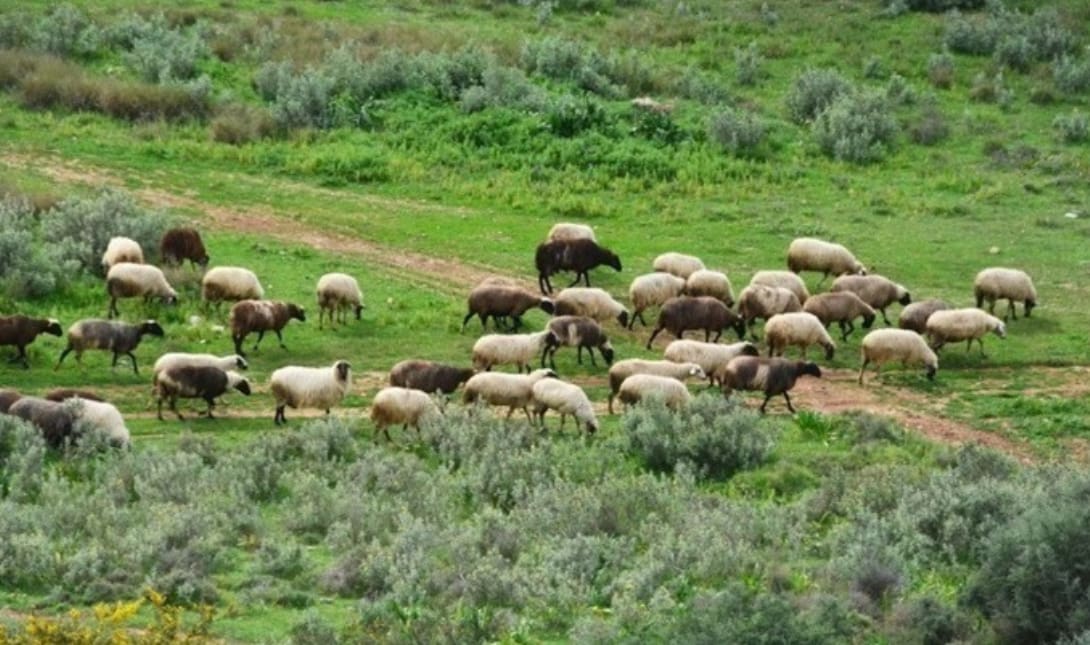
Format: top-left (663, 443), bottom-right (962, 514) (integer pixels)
top-left (734, 42), bottom-right (764, 86)
top-left (927, 51), bottom-right (955, 89)
top-left (785, 68), bottom-right (852, 124)
top-left (1053, 55), bottom-right (1090, 95)
top-left (1053, 110), bottom-right (1088, 144)
top-left (707, 107), bottom-right (767, 157)
top-left (813, 90), bottom-right (898, 164)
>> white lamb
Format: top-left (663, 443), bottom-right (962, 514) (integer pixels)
top-left (463, 368), bottom-right (557, 423)
top-left (685, 269), bottom-right (734, 306)
top-left (749, 270), bottom-right (811, 305)
top-left (269, 360), bottom-right (352, 425)
top-left (786, 237), bottom-right (866, 283)
top-left (105, 263), bottom-right (177, 319)
top-left (653, 252), bottom-right (706, 279)
top-left (553, 287), bottom-right (630, 327)
top-left (859, 328), bottom-right (938, 384)
top-left (531, 378), bottom-right (598, 433)
top-left (472, 331), bottom-right (551, 373)
top-left (370, 386), bottom-right (441, 440)
top-left (973, 267), bottom-right (1037, 320)
top-left (202, 266), bottom-right (264, 311)
top-left (547, 222), bottom-right (597, 243)
top-left (316, 272), bottom-right (364, 329)
top-left (628, 272), bottom-right (686, 329)
top-left (617, 373), bottom-right (692, 411)
top-left (100, 236), bottom-right (144, 272)
top-left (764, 312), bottom-right (836, 360)
top-left (607, 358), bottom-right (707, 413)
top-left (925, 309), bottom-right (1007, 357)
top-left (662, 339), bottom-right (760, 387)
top-left (67, 397), bottom-right (131, 448)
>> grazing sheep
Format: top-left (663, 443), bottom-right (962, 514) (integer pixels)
top-left (316, 272), bottom-right (364, 329)
top-left (546, 222), bottom-right (596, 243)
top-left (898, 299), bottom-right (951, 334)
top-left (685, 269), bottom-right (734, 306)
top-left (628, 272), bottom-right (687, 330)
top-left (648, 296), bottom-right (746, 348)
top-left (370, 387), bottom-right (441, 440)
top-left (0, 389), bottom-right (21, 413)
top-left (531, 378), bottom-right (598, 433)
top-left (553, 287), bottom-right (630, 327)
top-left (617, 374), bottom-right (692, 411)
top-left (269, 360), bottom-right (351, 425)
top-left (974, 267), bottom-right (1037, 320)
top-left (153, 352), bottom-right (249, 378)
top-left (202, 266), bottom-right (264, 312)
top-left (663, 339), bottom-right (761, 387)
top-left (159, 227), bottom-right (209, 268)
top-left (764, 312), bottom-right (836, 360)
top-left (0, 315), bottom-right (63, 368)
top-left (473, 331), bottom-right (551, 373)
top-left (535, 238), bottom-right (623, 294)
top-left (542, 316), bottom-right (615, 369)
top-left (229, 300), bottom-right (306, 357)
top-left (463, 368), bottom-right (558, 422)
top-left (55, 319), bottom-right (164, 374)
top-left (607, 359), bottom-right (706, 413)
top-left (155, 365), bottom-right (252, 420)
top-left (721, 356), bottom-right (822, 414)
top-left (653, 252), bottom-right (705, 279)
top-left (68, 398), bottom-right (131, 447)
top-left (100, 236), bottom-right (144, 272)
top-left (858, 329), bottom-right (938, 384)
top-left (786, 237), bottom-right (867, 283)
top-left (830, 274), bottom-right (911, 326)
top-left (44, 389), bottom-right (104, 402)
top-left (925, 309), bottom-right (1007, 357)
top-left (803, 292), bottom-right (877, 341)
top-left (737, 284), bottom-right (803, 337)
top-left (8, 397), bottom-right (77, 448)
top-left (749, 270), bottom-right (810, 305)
top-left (106, 263), bottom-right (177, 319)
top-left (463, 282), bottom-right (554, 332)
top-left (389, 360), bottom-right (475, 395)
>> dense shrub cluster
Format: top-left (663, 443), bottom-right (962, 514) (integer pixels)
top-left (1053, 55), bottom-right (1090, 95)
top-left (944, 6), bottom-right (1078, 70)
top-left (520, 36), bottom-right (653, 98)
top-left (707, 107), bottom-right (767, 156)
top-left (1053, 110), bottom-right (1088, 144)
top-left (813, 90), bottom-right (899, 164)
top-left (927, 51), bottom-right (955, 89)
top-left (113, 12), bottom-right (208, 84)
top-left (734, 42), bottom-right (764, 86)
top-left (785, 68), bottom-right (852, 124)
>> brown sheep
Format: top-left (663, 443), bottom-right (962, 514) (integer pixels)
top-left (0, 315), bottom-right (63, 368)
top-left (830, 274), bottom-right (911, 326)
top-left (721, 356), bottom-right (822, 414)
top-left (462, 283), bottom-right (554, 332)
top-left (737, 285), bottom-right (802, 338)
top-left (389, 360), bottom-right (475, 395)
top-left (0, 389), bottom-right (21, 413)
top-left (802, 292), bottom-right (877, 341)
top-left (228, 300), bottom-right (306, 357)
top-left (44, 389), bottom-right (105, 403)
top-left (646, 296), bottom-right (746, 349)
top-left (898, 299), bottom-right (951, 334)
top-left (55, 319), bottom-right (165, 375)
top-left (535, 239), bottom-right (623, 294)
top-left (159, 227), bottom-right (209, 268)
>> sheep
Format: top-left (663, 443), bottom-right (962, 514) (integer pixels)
top-left (0, 315), bottom-right (63, 368)
top-left (721, 356), bottom-right (822, 414)
top-left (106, 262), bottom-right (177, 319)
top-left (44, 389), bottom-right (104, 402)
top-left (463, 368), bottom-right (558, 423)
top-left (607, 359), bottom-right (707, 413)
top-left (370, 387), bottom-right (441, 440)
top-left (764, 312), bottom-right (836, 360)
top-left (316, 272), bottom-right (364, 329)
top-left (737, 284), bottom-right (803, 338)
top-left (473, 331), bottom-right (551, 373)
top-left (0, 389), bottom-right (21, 413)
top-left (653, 252), bottom-right (705, 279)
top-left (685, 269), bottom-right (734, 306)
top-left (803, 292), bottom-right (877, 341)
top-left (68, 398), bottom-right (131, 447)
top-left (858, 329), bottom-right (938, 384)
top-left (160, 227), bottom-right (209, 268)
top-left (202, 266), bottom-right (264, 312)
top-left (749, 270), bottom-right (810, 305)
top-left (100, 236), bottom-right (144, 272)
top-left (153, 352), bottom-right (249, 379)
top-left (463, 282), bottom-right (554, 332)
top-left (541, 316), bottom-right (615, 369)
top-left (229, 300), bottom-right (306, 357)
top-left (830, 274), bottom-right (911, 326)
top-left (553, 287), bottom-right (630, 327)
top-left (617, 374), bottom-right (693, 411)
top-left (974, 267), bottom-right (1038, 320)
top-left (662, 339), bottom-right (761, 387)
top-left (55, 319), bottom-right (165, 374)
top-left (898, 299), bottom-right (951, 334)
top-left (628, 272), bottom-right (687, 330)
top-left (389, 360), bottom-right (475, 395)
top-left (269, 360), bottom-right (351, 425)
top-left (648, 296), bottom-right (746, 349)
top-left (535, 239), bottom-right (623, 294)
top-left (8, 397), bottom-right (77, 448)
top-left (546, 222), bottom-right (597, 243)
top-left (155, 365), bottom-right (252, 420)
top-left (786, 237), bottom-right (867, 284)
top-left (925, 309), bottom-right (1006, 357)
top-left (531, 378), bottom-right (598, 433)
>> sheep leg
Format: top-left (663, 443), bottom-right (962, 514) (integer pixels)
top-left (126, 352), bottom-right (139, 374)
top-left (839, 320), bottom-right (852, 342)
top-left (858, 359), bottom-right (869, 385)
top-left (205, 397), bottom-right (216, 419)
top-left (646, 326), bottom-right (665, 350)
top-left (1006, 299), bottom-right (1016, 321)
top-left (157, 397), bottom-right (166, 421)
top-left (252, 330), bottom-right (266, 351)
top-left (274, 404), bottom-right (286, 425)
top-left (538, 273), bottom-right (551, 295)
top-left (880, 308), bottom-right (891, 326)
top-left (782, 391), bottom-right (796, 414)
top-left (608, 393), bottom-right (615, 415)
top-left (108, 297), bottom-right (119, 319)
top-left (275, 329), bottom-right (287, 349)
top-left (759, 393), bottom-right (772, 414)
top-left (509, 316), bottom-right (523, 332)
top-left (521, 406), bottom-right (533, 424)
top-left (233, 334), bottom-right (247, 357)
top-left (171, 396), bottom-right (185, 421)
top-left (586, 346), bottom-right (598, 367)
top-left (711, 330), bottom-right (722, 343)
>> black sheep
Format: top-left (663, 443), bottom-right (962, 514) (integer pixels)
top-left (159, 227), bottom-right (209, 268)
top-left (389, 360), bottom-right (475, 395)
top-left (154, 365), bottom-right (252, 420)
top-left (0, 315), bottom-right (63, 368)
top-left (646, 296), bottom-right (746, 349)
top-left (535, 239), bottom-right (622, 294)
top-left (721, 356), bottom-right (822, 414)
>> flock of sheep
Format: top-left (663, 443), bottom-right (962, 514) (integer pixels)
top-left (0, 220), bottom-right (1038, 447)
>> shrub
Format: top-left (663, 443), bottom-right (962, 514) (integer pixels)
top-left (927, 52), bottom-right (955, 89)
top-left (1054, 110), bottom-right (1089, 144)
top-left (674, 67), bottom-right (731, 105)
top-left (630, 108), bottom-right (685, 145)
top-left (908, 105), bottom-right (950, 146)
top-left (707, 107), bottom-right (767, 156)
top-left (96, 76), bottom-right (212, 122)
top-left (905, 0), bottom-right (984, 11)
top-left (813, 90), bottom-right (898, 164)
top-left (458, 65), bottom-right (548, 113)
top-left (943, 9), bottom-right (1001, 56)
top-left (994, 34), bottom-right (1033, 72)
top-left (122, 15), bottom-right (208, 83)
top-left (210, 101), bottom-right (277, 145)
top-left (1054, 56), bottom-right (1090, 95)
top-left (270, 67), bottom-right (334, 130)
top-left (885, 73), bottom-right (917, 105)
top-left (31, 3), bottom-right (100, 58)
top-left (545, 94), bottom-right (610, 137)
top-left (785, 68), bottom-right (852, 123)
top-left (863, 56), bottom-right (885, 80)
top-left (0, 12), bottom-right (33, 49)
top-left (735, 42), bottom-right (764, 86)
top-left (0, 197), bottom-right (68, 298)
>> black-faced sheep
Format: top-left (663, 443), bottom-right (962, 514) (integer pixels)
top-left (859, 329), bottom-right (938, 384)
top-left (803, 291), bottom-right (877, 341)
top-left (474, 331), bottom-right (551, 373)
top-left (662, 339), bottom-right (760, 387)
top-left (229, 300), bottom-right (306, 357)
top-left (8, 397), bottom-right (77, 448)
top-left (764, 312), bottom-right (836, 360)
top-left (55, 319), bottom-right (165, 374)
top-left (154, 365), bottom-right (252, 420)
top-left (721, 356), bottom-right (822, 414)
top-left (628, 272), bottom-right (686, 330)
top-left (786, 237), bottom-right (867, 284)
top-left (830, 274), bottom-right (911, 326)
top-left (44, 388), bottom-right (104, 402)
top-left (463, 282), bottom-right (554, 332)
top-left (553, 287), bottom-right (630, 327)
top-left (463, 368), bottom-right (558, 423)
top-left (685, 269), bottom-right (734, 307)
top-left (541, 316), bottom-right (615, 369)
top-left (389, 360), bottom-right (475, 395)
top-left (749, 270), bottom-right (810, 305)
top-left (0, 389), bottom-right (21, 413)
top-left (974, 267), bottom-right (1037, 320)
top-left (925, 309), bottom-right (1006, 357)
top-left (607, 359), bottom-right (706, 413)
top-left (0, 315), bottom-right (63, 368)
top-left (101, 236), bottom-right (144, 272)
top-left (202, 266), bottom-right (264, 312)
top-left (653, 252), bottom-right (705, 279)
top-left (617, 374), bottom-right (692, 411)
top-left (316, 272), bottom-right (364, 329)
top-left (531, 378), bottom-right (598, 433)
top-left (269, 360), bottom-right (351, 425)
top-left (546, 222), bottom-right (596, 243)
top-left (159, 227), bottom-right (209, 268)
top-left (535, 239), bottom-right (622, 294)
top-left (370, 387), bottom-right (441, 440)
top-left (898, 299), bottom-right (951, 334)
top-left (646, 296), bottom-right (746, 349)
top-left (106, 263), bottom-right (177, 319)
top-left (737, 284), bottom-right (803, 338)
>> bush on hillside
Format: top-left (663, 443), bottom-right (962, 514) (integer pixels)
top-left (1053, 110), bottom-right (1088, 144)
top-left (813, 90), bottom-right (898, 164)
top-left (121, 14), bottom-right (208, 83)
top-left (908, 105), bottom-right (950, 145)
top-left (707, 107), bottom-right (767, 156)
top-left (1054, 55), bottom-right (1090, 95)
top-left (735, 42), bottom-right (764, 86)
top-left (927, 51), bottom-right (955, 89)
top-left (903, 0), bottom-right (983, 11)
top-left (31, 3), bottom-right (100, 59)
top-left (210, 101), bottom-right (277, 144)
top-left (945, 6), bottom-right (1077, 65)
top-left (785, 68), bottom-right (852, 124)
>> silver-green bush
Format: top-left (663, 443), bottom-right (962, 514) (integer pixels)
top-left (813, 90), bottom-right (899, 164)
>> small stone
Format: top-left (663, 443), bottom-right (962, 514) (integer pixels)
top-left (1065, 212), bottom-right (1079, 219)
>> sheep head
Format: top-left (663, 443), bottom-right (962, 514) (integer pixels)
top-left (288, 303), bottom-right (306, 322)
top-left (334, 360), bottom-right (351, 382)
top-left (1024, 299), bottom-right (1036, 317)
top-left (45, 319), bottom-right (63, 336)
top-left (799, 361), bottom-right (822, 379)
top-left (616, 311), bottom-right (630, 328)
top-left (861, 313), bottom-right (876, 329)
top-left (740, 342), bottom-right (760, 356)
top-left (354, 304), bottom-right (364, 320)
top-left (538, 299), bottom-right (555, 315)
top-left (140, 320), bottom-right (165, 337)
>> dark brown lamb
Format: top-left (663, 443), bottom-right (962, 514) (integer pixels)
top-left (541, 316), bottom-right (615, 369)
top-left (0, 315), bottom-right (63, 368)
top-left (389, 360), bottom-right (476, 395)
top-left (159, 227), bottom-right (209, 268)
top-left (0, 389), bottom-right (22, 413)
top-left (229, 300), bottom-right (306, 357)
top-left (154, 365), bottom-right (252, 420)
top-left (646, 296), bottom-right (746, 349)
top-left (8, 397), bottom-right (78, 449)
top-left (721, 356), bottom-right (822, 414)
top-left (55, 319), bottom-right (165, 374)
top-left (535, 239), bottom-right (622, 294)
top-left (44, 389), bottom-right (105, 403)
top-left (462, 284), bottom-right (555, 332)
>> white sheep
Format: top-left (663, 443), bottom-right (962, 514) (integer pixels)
top-left (531, 378), bottom-right (598, 433)
top-left (925, 309), bottom-right (1007, 357)
top-left (685, 269), bottom-right (734, 306)
top-left (607, 359), bottom-right (706, 413)
top-left (617, 373), bottom-right (692, 411)
top-left (463, 368), bottom-right (557, 423)
top-left (859, 329), bottom-right (938, 384)
top-left (628, 272), bottom-right (686, 329)
top-left (653, 252), bottom-right (706, 279)
top-left (316, 272), bottom-right (364, 329)
top-left (662, 339), bottom-right (760, 387)
top-left (472, 331), bottom-right (551, 373)
top-left (105, 263), bottom-right (177, 319)
top-left (370, 386), bottom-right (441, 440)
top-left (269, 360), bottom-right (352, 425)
top-left (764, 312), bottom-right (836, 360)
top-left (100, 236), bottom-right (144, 272)
top-left (153, 352), bottom-right (249, 378)
top-left (69, 397), bottom-right (131, 448)
top-left (973, 267), bottom-right (1037, 320)
top-left (553, 287), bottom-right (630, 327)
top-left (546, 222), bottom-right (597, 243)
top-left (786, 237), bottom-right (866, 283)
top-left (749, 270), bottom-right (810, 305)
top-left (202, 266), bottom-right (264, 311)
